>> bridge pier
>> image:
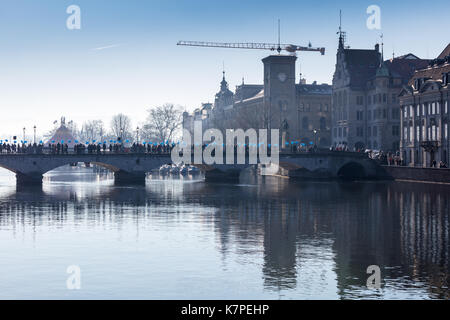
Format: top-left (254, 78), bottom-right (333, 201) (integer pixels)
top-left (114, 170), bottom-right (146, 185)
top-left (16, 172), bottom-right (43, 185)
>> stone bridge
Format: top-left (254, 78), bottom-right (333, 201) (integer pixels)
top-left (0, 151), bottom-right (385, 185)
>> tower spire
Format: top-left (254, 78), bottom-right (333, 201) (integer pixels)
top-left (337, 10), bottom-right (345, 50)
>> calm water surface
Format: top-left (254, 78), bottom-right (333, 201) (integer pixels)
top-left (0, 166), bottom-right (449, 299)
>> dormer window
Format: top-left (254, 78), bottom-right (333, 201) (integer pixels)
top-left (443, 72), bottom-right (449, 86)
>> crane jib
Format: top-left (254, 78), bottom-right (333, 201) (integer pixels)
top-left (177, 41), bottom-right (325, 55)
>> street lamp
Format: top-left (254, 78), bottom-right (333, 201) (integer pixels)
top-left (33, 125), bottom-right (37, 144)
top-left (23, 127), bottom-right (26, 143)
top-left (136, 126), bottom-right (140, 144)
top-left (313, 129), bottom-right (318, 146)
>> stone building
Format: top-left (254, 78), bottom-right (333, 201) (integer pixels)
top-left (183, 55), bottom-right (332, 148)
top-left (331, 33), bottom-right (429, 151)
top-left (399, 43), bottom-right (450, 167)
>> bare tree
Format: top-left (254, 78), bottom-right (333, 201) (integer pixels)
top-left (79, 120), bottom-right (105, 142)
top-left (143, 104), bottom-right (183, 142)
top-left (110, 114), bottom-right (132, 141)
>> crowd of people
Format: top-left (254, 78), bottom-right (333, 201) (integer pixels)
top-left (0, 142), bottom-right (44, 154)
top-left (0, 142), bottom-right (177, 155)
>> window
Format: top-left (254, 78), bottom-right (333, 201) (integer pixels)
top-left (357, 127), bottom-right (363, 137)
top-left (392, 125), bottom-right (399, 136)
top-left (383, 109), bottom-right (387, 119)
top-left (373, 126), bottom-right (378, 137)
top-left (422, 122), bottom-right (426, 140)
top-left (383, 93), bottom-right (387, 103)
top-left (338, 127), bottom-right (342, 137)
top-left (320, 117), bottom-right (326, 131)
top-left (368, 96), bottom-right (372, 105)
top-left (368, 110), bottom-right (372, 120)
top-left (410, 105), bottom-right (414, 118)
top-left (357, 96), bottom-right (364, 105)
top-left (416, 126), bottom-right (420, 141)
top-left (445, 123), bottom-right (448, 140)
top-left (302, 116), bottom-right (309, 130)
top-left (356, 110), bottom-right (364, 121)
top-left (324, 104), bottom-right (329, 112)
top-left (392, 108), bottom-right (400, 119)
top-left (368, 126), bottom-right (372, 137)
top-left (392, 94), bottom-right (397, 104)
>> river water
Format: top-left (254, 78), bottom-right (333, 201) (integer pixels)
top-left (0, 166), bottom-right (448, 300)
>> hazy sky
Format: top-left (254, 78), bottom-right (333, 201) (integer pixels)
top-left (0, 0), bottom-right (448, 139)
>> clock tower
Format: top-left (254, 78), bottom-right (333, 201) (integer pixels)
top-left (262, 55), bottom-right (297, 147)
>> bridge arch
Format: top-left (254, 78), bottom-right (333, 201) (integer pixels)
top-left (0, 163), bottom-right (18, 174)
top-left (337, 161), bottom-right (367, 180)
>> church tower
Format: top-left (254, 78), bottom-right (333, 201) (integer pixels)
top-left (262, 55), bottom-right (297, 146)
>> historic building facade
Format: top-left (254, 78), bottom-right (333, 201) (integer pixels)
top-left (399, 44), bottom-right (450, 167)
top-left (183, 55), bottom-right (332, 148)
top-left (331, 34), bottom-right (429, 151)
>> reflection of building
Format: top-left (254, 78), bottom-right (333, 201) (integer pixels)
top-left (331, 32), bottom-right (429, 151)
top-left (183, 55), bottom-right (331, 147)
top-left (399, 43), bottom-right (450, 167)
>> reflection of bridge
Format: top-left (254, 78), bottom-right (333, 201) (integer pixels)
top-left (0, 152), bottom-right (384, 185)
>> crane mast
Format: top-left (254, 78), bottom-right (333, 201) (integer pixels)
top-left (177, 40), bottom-right (325, 55)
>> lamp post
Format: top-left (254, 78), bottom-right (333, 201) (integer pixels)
top-left (313, 129), bottom-right (318, 147)
top-left (23, 127), bottom-right (26, 143)
top-left (33, 125), bottom-right (37, 144)
top-left (136, 126), bottom-right (140, 144)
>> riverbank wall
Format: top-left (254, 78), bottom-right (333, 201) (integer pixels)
top-left (381, 166), bottom-right (450, 184)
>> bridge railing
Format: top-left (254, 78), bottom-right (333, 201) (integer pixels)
top-left (0, 144), bottom-right (370, 158)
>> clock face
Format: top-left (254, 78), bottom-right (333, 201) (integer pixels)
top-left (278, 72), bottom-right (287, 82)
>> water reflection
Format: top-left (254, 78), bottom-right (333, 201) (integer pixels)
top-left (0, 167), bottom-right (448, 299)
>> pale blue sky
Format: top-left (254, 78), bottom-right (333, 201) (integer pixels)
top-left (0, 0), bottom-right (448, 138)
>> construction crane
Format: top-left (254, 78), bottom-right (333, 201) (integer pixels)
top-left (177, 40), bottom-right (325, 56)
